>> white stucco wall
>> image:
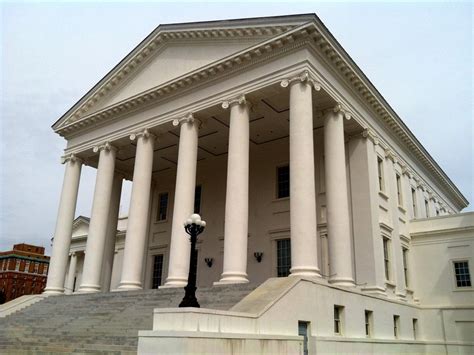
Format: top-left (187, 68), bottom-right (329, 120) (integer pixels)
top-left (410, 213), bottom-right (474, 307)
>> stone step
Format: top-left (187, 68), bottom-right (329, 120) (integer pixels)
top-left (0, 283), bottom-right (256, 353)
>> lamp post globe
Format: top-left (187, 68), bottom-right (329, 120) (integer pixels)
top-left (179, 213), bottom-right (206, 308)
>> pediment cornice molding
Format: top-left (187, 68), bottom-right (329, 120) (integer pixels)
top-left (53, 18), bottom-right (468, 209)
top-left (72, 216), bottom-right (90, 231)
top-left (53, 24), bottom-right (296, 131)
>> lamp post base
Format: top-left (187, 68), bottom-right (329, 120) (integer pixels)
top-left (179, 286), bottom-right (200, 308)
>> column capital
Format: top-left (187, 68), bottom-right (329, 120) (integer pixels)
top-left (130, 128), bottom-right (157, 142)
top-left (384, 148), bottom-right (397, 163)
top-left (69, 252), bottom-right (77, 257)
top-left (60, 153), bottom-right (83, 165)
top-left (172, 113), bottom-right (201, 128)
top-left (93, 141), bottom-right (117, 153)
top-left (401, 166), bottom-right (412, 178)
top-left (280, 70), bottom-right (322, 91)
top-left (323, 103), bottom-right (351, 120)
top-left (221, 94), bottom-right (252, 110)
top-left (361, 128), bottom-right (379, 145)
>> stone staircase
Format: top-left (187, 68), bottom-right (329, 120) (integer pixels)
top-left (0, 284), bottom-right (256, 354)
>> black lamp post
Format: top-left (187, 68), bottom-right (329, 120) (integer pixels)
top-left (179, 213), bottom-right (206, 308)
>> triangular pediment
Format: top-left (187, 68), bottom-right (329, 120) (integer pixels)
top-left (53, 14), bottom-right (316, 131)
top-left (89, 39), bottom-right (267, 114)
top-left (72, 216), bottom-right (90, 238)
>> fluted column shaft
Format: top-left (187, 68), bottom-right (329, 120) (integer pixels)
top-left (165, 116), bottom-right (199, 287)
top-left (288, 79), bottom-right (320, 277)
top-left (79, 144), bottom-right (117, 293)
top-left (44, 155), bottom-right (82, 295)
top-left (217, 97), bottom-right (250, 284)
top-left (65, 253), bottom-right (78, 294)
top-left (119, 131), bottom-right (155, 290)
top-left (101, 174), bottom-right (123, 292)
top-left (324, 108), bottom-right (355, 286)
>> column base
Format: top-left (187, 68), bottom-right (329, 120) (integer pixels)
top-left (360, 285), bottom-right (387, 296)
top-left (290, 266), bottom-right (321, 278)
top-left (43, 286), bottom-right (65, 295)
top-left (396, 291), bottom-right (407, 301)
top-left (117, 281), bottom-right (143, 291)
top-left (162, 276), bottom-right (187, 288)
top-left (214, 272), bottom-right (249, 286)
top-left (77, 284), bottom-right (101, 293)
top-left (328, 277), bottom-right (356, 287)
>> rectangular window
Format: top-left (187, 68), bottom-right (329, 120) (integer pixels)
top-left (393, 315), bottom-right (400, 338)
top-left (424, 199), bottom-right (429, 217)
top-left (334, 305), bottom-right (344, 335)
top-left (152, 254), bottom-right (164, 289)
top-left (411, 188), bottom-right (418, 218)
top-left (396, 174), bottom-right (403, 205)
top-left (277, 165), bottom-right (290, 199)
top-left (402, 247), bottom-right (409, 287)
top-left (276, 239), bottom-right (291, 277)
top-left (383, 237), bottom-right (391, 281)
top-left (194, 185), bottom-right (202, 214)
top-left (412, 318), bottom-right (418, 340)
top-left (157, 192), bottom-right (168, 221)
top-left (365, 310), bottom-right (373, 337)
top-left (298, 321), bottom-right (309, 355)
top-left (453, 261), bottom-right (472, 287)
top-left (377, 157), bottom-right (384, 191)
top-left (436, 209), bottom-right (440, 216)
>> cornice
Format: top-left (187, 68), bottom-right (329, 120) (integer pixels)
top-left (52, 24), bottom-right (296, 131)
top-left (53, 19), bottom-right (468, 210)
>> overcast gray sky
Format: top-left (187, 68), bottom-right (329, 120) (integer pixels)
top-left (1, 1), bottom-right (472, 253)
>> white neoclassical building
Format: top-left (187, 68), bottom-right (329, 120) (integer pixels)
top-left (43, 14), bottom-right (473, 354)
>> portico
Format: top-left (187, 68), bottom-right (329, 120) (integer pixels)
top-left (45, 15), bottom-right (465, 299)
top-left (46, 65), bottom-right (363, 295)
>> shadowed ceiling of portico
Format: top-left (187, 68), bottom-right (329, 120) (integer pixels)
top-left (81, 83), bottom-right (361, 177)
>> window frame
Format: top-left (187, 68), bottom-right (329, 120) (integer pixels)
top-left (365, 310), bottom-right (373, 338)
top-left (396, 173), bottom-right (403, 206)
top-left (276, 164), bottom-right (290, 199)
top-left (452, 259), bottom-right (472, 289)
top-left (334, 305), bottom-right (344, 335)
top-left (402, 246), bottom-right (409, 288)
top-left (393, 315), bottom-right (400, 339)
top-left (151, 254), bottom-right (165, 289)
top-left (276, 238), bottom-right (291, 277)
top-left (194, 185), bottom-right (202, 214)
top-left (411, 187), bottom-right (418, 218)
top-left (156, 191), bottom-right (169, 222)
top-left (382, 237), bottom-right (391, 282)
top-left (412, 318), bottom-right (418, 340)
top-left (377, 156), bottom-right (385, 192)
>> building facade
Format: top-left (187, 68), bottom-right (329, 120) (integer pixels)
top-left (44, 14), bottom-right (472, 353)
top-left (0, 244), bottom-right (50, 304)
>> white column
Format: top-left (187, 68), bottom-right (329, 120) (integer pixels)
top-left (281, 71), bottom-right (321, 278)
top-left (79, 142), bottom-right (117, 293)
top-left (44, 154), bottom-right (82, 295)
top-left (101, 174), bottom-right (123, 292)
top-left (164, 114), bottom-right (199, 287)
top-left (217, 95), bottom-right (250, 284)
top-left (118, 129), bottom-right (155, 290)
top-left (65, 252), bottom-right (78, 294)
top-left (324, 105), bottom-right (355, 286)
